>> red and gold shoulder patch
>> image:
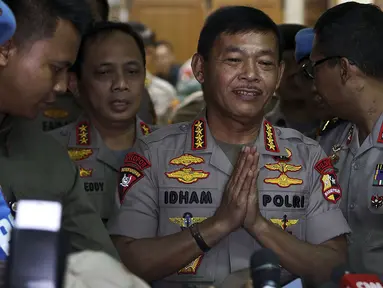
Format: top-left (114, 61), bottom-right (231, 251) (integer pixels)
top-left (140, 121), bottom-right (151, 136)
top-left (119, 152), bottom-right (152, 203)
top-left (377, 121), bottom-right (383, 144)
top-left (124, 152), bottom-right (151, 170)
top-left (314, 158), bottom-right (342, 204)
top-left (76, 121), bottom-right (90, 146)
top-left (263, 120), bottom-right (280, 153)
top-left (192, 119), bottom-right (206, 151)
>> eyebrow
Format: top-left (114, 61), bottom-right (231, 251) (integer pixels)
top-left (224, 45), bottom-right (275, 56)
top-left (54, 61), bottom-right (73, 68)
top-left (97, 60), bottom-right (141, 66)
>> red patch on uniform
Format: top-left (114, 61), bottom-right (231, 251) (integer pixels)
top-left (377, 122), bottom-right (383, 144)
top-left (124, 152), bottom-right (151, 170)
top-left (314, 157), bottom-right (334, 175)
top-left (140, 121), bottom-right (151, 136)
top-left (263, 120), bottom-right (280, 153)
top-left (118, 166), bottom-right (144, 203)
top-left (320, 172), bottom-right (342, 204)
top-left (191, 119), bottom-right (207, 151)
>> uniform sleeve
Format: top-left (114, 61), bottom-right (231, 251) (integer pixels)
top-left (306, 146), bottom-right (351, 244)
top-left (61, 164), bottom-right (120, 260)
top-left (107, 141), bottom-right (159, 239)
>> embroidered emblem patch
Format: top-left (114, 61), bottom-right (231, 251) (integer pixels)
top-left (346, 125), bottom-right (354, 145)
top-left (169, 154), bottom-right (205, 166)
top-left (373, 164), bottom-right (383, 186)
top-left (263, 120), bottom-right (280, 152)
top-left (378, 121), bottom-right (383, 144)
top-left (192, 119), bottom-right (206, 150)
top-left (273, 148), bottom-right (292, 162)
top-left (119, 167), bottom-right (144, 203)
top-left (315, 158), bottom-right (342, 203)
top-left (270, 215), bottom-right (298, 233)
top-left (79, 166), bottom-right (93, 178)
top-left (169, 212), bottom-right (206, 274)
top-left (76, 121), bottom-right (90, 146)
top-left (0, 186), bottom-right (14, 260)
top-left (67, 148), bottom-right (93, 161)
top-left (371, 195), bottom-right (383, 208)
top-left (124, 152), bottom-right (151, 170)
top-left (264, 158), bottom-right (303, 188)
top-left (165, 168), bottom-right (210, 184)
top-left (140, 121), bottom-right (151, 136)
top-left (43, 108), bottom-right (69, 119)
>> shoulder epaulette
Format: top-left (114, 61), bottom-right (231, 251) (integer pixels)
top-left (140, 122), bottom-right (188, 145)
top-left (140, 121), bottom-right (151, 136)
top-left (76, 121), bottom-right (90, 146)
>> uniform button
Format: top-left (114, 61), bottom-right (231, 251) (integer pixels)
top-left (179, 124), bottom-right (188, 132)
top-left (352, 162), bottom-right (359, 170)
top-left (60, 129), bottom-right (68, 136)
top-left (349, 203), bottom-right (355, 210)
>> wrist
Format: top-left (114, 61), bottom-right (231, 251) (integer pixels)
top-left (247, 216), bottom-right (269, 236)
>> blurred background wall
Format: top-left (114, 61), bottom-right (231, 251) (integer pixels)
top-left (107, 0), bottom-right (379, 69)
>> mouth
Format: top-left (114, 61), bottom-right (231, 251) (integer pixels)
top-left (109, 99), bottom-right (130, 111)
top-left (232, 88), bottom-right (263, 100)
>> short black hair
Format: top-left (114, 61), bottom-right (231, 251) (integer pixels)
top-left (314, 2), bottom-right (383, 78)
top-left (3, 0), bottom-right (92, 48)
top-left (278, 24), bottom-right (306, 52)
top-left (96, 0), bottom-right (109, 21)
top-left (72, 21), bottom-right (146, 78)
top-left (197, 6), bottom-right (282, 61)
top-left (128, 21), bottom-right (156, 47)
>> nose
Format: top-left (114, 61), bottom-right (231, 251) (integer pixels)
top-left (53, 72), bottom-right (69, 94)
top-left (240, 58), bottom-right (259, 82)
top-left (112, 72), bottom-right (130, 92)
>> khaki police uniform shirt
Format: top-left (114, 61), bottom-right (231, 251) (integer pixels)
top-left (169, 91), bottom-right (205, 124)
top-left (33, 93), bottom-right (82, 132)
top-left (48, 114), bottom-right (155, 223)
top-left (0, 116), bottom-right (118, 258)
top-left (316, 119), bottom-right (350, 156)
top-left (327, 114), bottom-right (383, 274)
top-left (108, 113), bottom-right (351, 287)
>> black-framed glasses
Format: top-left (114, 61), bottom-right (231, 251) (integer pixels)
top-left (302, 56), bottom-right (356, 80)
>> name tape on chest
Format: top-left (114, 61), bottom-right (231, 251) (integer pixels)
top-left (192, 119), bottom-right (207, 151)
top-left (263, 148), bottom-right (303, 188)
top-left (169, 212), bottom-right (206, 274)
top-left (263, 120), bottom-right (280, 153)
top-left (139, 121), bottom-right (151, 136)
top-left (262, 194), bottom-right (305, 209)
top-left (314, 158), bottom-right (342, 204)
top-left (164, 191), bottom-right (213, 205)
top-left (119, 152), bottom-right (151, 203)
top-left (76, 121), bottom-right (91, 146)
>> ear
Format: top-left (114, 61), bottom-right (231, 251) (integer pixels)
top-left (339, 57), bottom-right (353, 85)
top-left (68, 72), bottom-right (80, 98)
top-left (275, 60), bottom-right (286, 91)
top-left (191, 53), bottom-right (205, 84)
top-left (0, 40), bottom-right (16, 67)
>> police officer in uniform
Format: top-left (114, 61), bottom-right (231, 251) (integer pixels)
top-left (108, 7), bottom-right (350, 287)
top-left (169, 90), bottom-right (205, 124)
top-left (294, 28), bottom-right (350, 156)
top-left (309, 2), bottom-right (383, 275)
top-left (0, 0), bottom-right (117, 258)
top-left (49, 22), bottom-right (155, 224)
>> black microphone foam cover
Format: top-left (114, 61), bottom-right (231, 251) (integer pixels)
top-left (251, 248), bottom-right (280, 270)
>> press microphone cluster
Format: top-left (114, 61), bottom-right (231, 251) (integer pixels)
top-left (331, 265), bottom-right (383, 288)
top-left (5, 200), bottom-right (69, 288)
top-left (251, 248), bottom-right (281, 288)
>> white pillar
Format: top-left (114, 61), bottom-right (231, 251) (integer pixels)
top-left (284, 0), bottom-right (305, 24)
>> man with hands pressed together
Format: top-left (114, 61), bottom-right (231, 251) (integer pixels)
top-left (108, 6), bottom-right (350, 287)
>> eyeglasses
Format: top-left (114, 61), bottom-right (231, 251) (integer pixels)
top-left (302, 56), bottom-right (355, 79)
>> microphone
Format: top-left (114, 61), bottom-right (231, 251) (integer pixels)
top-left (5, 200), bottom-right (70, 288)
top-left (251, 248), bottom-right (281, 288)
top-left (331, 265), bottom-right (383, 288)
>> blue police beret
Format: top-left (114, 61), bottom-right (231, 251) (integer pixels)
top-left (0, 0), bottom-right (16, 45)
top-left (295, 28), bottom-right (314, 63)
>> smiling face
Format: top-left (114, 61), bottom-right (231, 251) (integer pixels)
top-left (77, 30), bottom-right (145, 125)
top-left (193, 31), bottom-right (284, 121)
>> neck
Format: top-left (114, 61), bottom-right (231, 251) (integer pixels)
top-left (349, 83), bottom-right (383, 140)
top-left (89, 114), bottom-right (136, 151)
top-left (206, 109), bottom-right (262, 144)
